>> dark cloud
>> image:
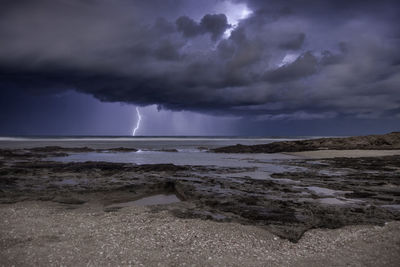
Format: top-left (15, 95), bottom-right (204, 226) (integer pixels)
top-left (176, 16), bottom-right (202, 38)
top-left (200, 14), bottom-right (230, 41)
top-left (0, 0), bottom-right (400, 125)
top-left (279, 33), bottom-right (305, 50)
top-left (264, 52), bottom-right (318, 83)
top-left (176, 13), bottom-right (230, 40)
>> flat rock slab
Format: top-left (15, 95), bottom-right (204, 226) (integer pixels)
top-left (0, 149), bottom-right (399, 242)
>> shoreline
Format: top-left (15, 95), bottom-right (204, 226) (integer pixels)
top-left (213, 132), bottom-right (400, 153)
top-left (1, 147), bottom-right (399, 241)
top-left (285, 149), bottom-right (400, 159)
top-left (1, 200), bottom-right (400, 266)
top-left (0, 135), bottom-right (399, 265)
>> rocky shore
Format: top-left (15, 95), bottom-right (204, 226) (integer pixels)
top-left (213, 132), bottom-right (400, 153)
top-left (0, 146), bottom-right (399, 242)
top-left (0, 135), bottom-right (400, 265)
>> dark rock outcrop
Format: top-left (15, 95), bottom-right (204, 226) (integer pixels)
top-left (213, 132), bottom-right (400, 153)
top-left (1, 141), bottom-right (400, 242)
top-left (30, 146), bottom-right (95, 153)
top-left (104, 147), bottom-right (138, 152)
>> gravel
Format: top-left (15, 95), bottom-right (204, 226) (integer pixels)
top-left (1, 201), bottom-right (400, 266)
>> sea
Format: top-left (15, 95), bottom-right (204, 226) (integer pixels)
top-left (0, 136), bottom-right (314, 150)
top-left (0, 136), bottom-right (317, 171)
top-left (0, 136), bottom-right (337, 195)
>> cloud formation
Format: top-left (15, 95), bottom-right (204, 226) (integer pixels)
top-left (1, 0), bottom-right (400, 121)
top-left (177, 14), bottom-right (230, 40)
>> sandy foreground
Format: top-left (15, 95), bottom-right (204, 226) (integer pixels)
top-left (1, 200), bottom-right (400, 267)
top-left (286, 149), bottom-right (400, 159)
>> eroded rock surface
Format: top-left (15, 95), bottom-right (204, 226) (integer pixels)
top-left (213, 132), bottom-right (400, 153)
top-left (0, 147), bottom-right (399, 242)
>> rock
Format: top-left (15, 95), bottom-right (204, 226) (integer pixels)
top-left (30, 146), bottom-right (95, 153)
top-left (134, 164), bottom-right (189, 172)
top-left (103, 147), bottom-right (138, 152)
top-left (53, 196), bottom-right (86, 205)
top-left (1, 144), bottom-right (400, 243)
top-left (212, 132), bottom-right (400, 153)
top-left (158, 149), bottom-right (179, 153)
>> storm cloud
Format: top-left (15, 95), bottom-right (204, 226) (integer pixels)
top-left (177, 14), bottom-right (230, 40)
top-left (1, 0), bottom-right (400, 122)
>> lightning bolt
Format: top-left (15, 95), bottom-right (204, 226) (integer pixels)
top-left (132, 107), bottom-right (142, 136)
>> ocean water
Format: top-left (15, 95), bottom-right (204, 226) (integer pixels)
top-left (0, 136), bottom-right (373, 207)
top-left (55, 149), bottom-right (297, 168)
top-left (0, 136), bottom-right (309, 177)
top-left (0, 136), bottom-right (303, 150)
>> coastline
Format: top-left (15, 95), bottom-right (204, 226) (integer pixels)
top-left (284, 149), bottom-right (400, 159)
top-left (213, 132), bottom-right (400, 153)
top-left (1, 201), bottom-right (399, 266)
top-left (0, 133), bottom-right (399, 265)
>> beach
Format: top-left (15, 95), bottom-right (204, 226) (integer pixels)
top-left (2, 0), bottom-right (400, 264)
top-left (1, 134), bottom-right (399, 266)
top-left (1, 201), bottom-right (399, 266)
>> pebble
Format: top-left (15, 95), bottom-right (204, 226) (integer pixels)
top-left (0, 201), bottom-right (399, 266)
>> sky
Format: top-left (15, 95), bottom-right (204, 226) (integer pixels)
top-left (0, 0), bottom-right (399, 136)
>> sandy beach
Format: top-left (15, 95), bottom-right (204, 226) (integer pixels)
top-left (1, 133), bottom-right (400, 266)
top-left (1, 201), bottom-right (399, 266)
